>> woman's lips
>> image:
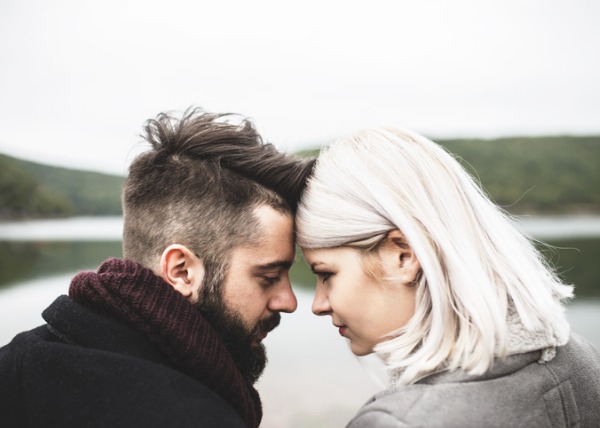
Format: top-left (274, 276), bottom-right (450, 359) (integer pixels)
top-left (338, 326), bottom-right (348, 336)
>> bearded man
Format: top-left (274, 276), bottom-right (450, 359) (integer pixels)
top-left (0, 108), bottom-right (315, 428)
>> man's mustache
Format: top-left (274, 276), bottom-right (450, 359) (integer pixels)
top-left (256, 313), bottom-right (281, 336)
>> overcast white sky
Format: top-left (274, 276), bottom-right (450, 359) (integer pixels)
top-left (1, 0), bottom-right (599, 175)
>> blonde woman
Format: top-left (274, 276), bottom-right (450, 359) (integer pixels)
top-left (296, 128), bottom-right (600, 427)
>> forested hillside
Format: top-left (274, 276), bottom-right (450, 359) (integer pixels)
top-left (440, 136), bottom-right (600, 213)
top-left (298, 135), bottom-right (600, 214)
top-left (1, 135), bottom-right (599, 220)
top-left (0, 154), bottom-right (124, 220)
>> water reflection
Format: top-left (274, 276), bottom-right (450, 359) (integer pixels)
top-left (1, 236), bottom-right (599, 297)
top-left (1, 218), bottom-right (599, 428)
top-left (0, 241), bottom-right (122, 289)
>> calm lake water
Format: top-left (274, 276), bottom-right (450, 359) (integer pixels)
top-left (1, 216), bottom-right (599, 428)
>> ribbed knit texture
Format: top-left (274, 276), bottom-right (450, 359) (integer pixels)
top-left (69, 258), bottom-right (262, 428)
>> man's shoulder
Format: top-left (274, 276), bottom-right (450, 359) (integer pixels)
top-left (0, 324), bottom-right (51, 360)
top-left (0, 324), bottom-right (54, 427)
top-left (2, 323), bottom-right (247, 427)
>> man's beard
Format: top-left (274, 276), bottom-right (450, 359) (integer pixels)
top-left (194, 274), bottom-right (280, 385)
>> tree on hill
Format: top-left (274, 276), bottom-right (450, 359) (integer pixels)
top-left (0, 155), bottom-right (73, 219)
top-left (297, 135), bottom-right (600, 214)
top-left (0, 154), bottom-right (124, 220)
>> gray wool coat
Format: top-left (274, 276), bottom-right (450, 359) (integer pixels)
top-left (347, 334), bottom-right (600, 427)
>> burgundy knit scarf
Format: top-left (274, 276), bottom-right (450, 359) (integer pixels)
top-left (69, 258), bottom-right (262, 428)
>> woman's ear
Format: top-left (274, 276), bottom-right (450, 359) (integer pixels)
top-left (379, 229), bottom-right (421, 285)
top-left (159, 244), bottom-right (205, 302)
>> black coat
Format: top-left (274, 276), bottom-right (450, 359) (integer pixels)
top-left (0, 296), bottom-right (247, 427)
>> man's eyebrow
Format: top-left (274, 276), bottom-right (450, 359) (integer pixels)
top-left (254, 260), bottom-right (294, 271)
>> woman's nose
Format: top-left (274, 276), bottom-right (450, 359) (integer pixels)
top-left (311, 284), bottom-right (331, 316)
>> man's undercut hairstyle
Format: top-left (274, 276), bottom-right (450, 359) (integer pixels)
top-left (122, 108), bottom-right (315, 274)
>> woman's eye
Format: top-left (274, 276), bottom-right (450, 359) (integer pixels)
top-left (316, 272), bottom-right (332, 283)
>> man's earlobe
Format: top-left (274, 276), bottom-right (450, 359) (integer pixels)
top-left (159, 244), bottom-right (205, 301)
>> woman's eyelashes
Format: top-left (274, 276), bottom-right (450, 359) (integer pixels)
top-left (314, 271), bottom-right (332, 283)
top-left (309, 263), bottom-right (333, 283)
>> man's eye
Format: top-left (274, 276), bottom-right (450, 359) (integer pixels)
top-left (263, 276), bottom-right (280, 286)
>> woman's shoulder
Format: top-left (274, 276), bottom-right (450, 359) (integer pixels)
top-left (346, 383), bottom-right (428, 428)
top-left (347, 377), bottom-right (547, 427)
top-left (346, 338), bottom-right (600, 427)
top-left (563, 333), bottom-right (600, 361)
top-left (347, 379), bottom-right (533, 428)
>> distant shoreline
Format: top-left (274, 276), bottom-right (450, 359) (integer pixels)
top-left (2, 215), bottom-right (600, 241)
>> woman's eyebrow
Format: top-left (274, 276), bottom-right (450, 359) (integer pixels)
top-left (310, 262), bottom-right (324, 273)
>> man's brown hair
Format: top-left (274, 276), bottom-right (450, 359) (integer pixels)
top-left (122, 108), bottom-right (315, 279)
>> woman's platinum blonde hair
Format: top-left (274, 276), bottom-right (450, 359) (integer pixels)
top-left (296, 128), bottom-right (573, 385)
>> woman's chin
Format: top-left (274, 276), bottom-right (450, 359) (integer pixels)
top-left (349, 342), bottom-right (374, 357)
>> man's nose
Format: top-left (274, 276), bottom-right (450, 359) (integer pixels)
top-left (268, 275), bottom-right (298, 313)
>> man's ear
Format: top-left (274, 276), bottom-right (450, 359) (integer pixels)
top-left (159, 244), bottom-right (205, 301)
top-left (379, 229), bottom-right (421, 285)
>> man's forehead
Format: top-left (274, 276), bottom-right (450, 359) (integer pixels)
top-left (228, 205), bottom-right (295, 266)
top-left (232, 242), bottom-right (295, 268)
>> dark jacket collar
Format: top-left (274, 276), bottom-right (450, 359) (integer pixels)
top-left (59, 258), bottom-right (262, 428)
top-left (43, 295), bottom-right (170, 367)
